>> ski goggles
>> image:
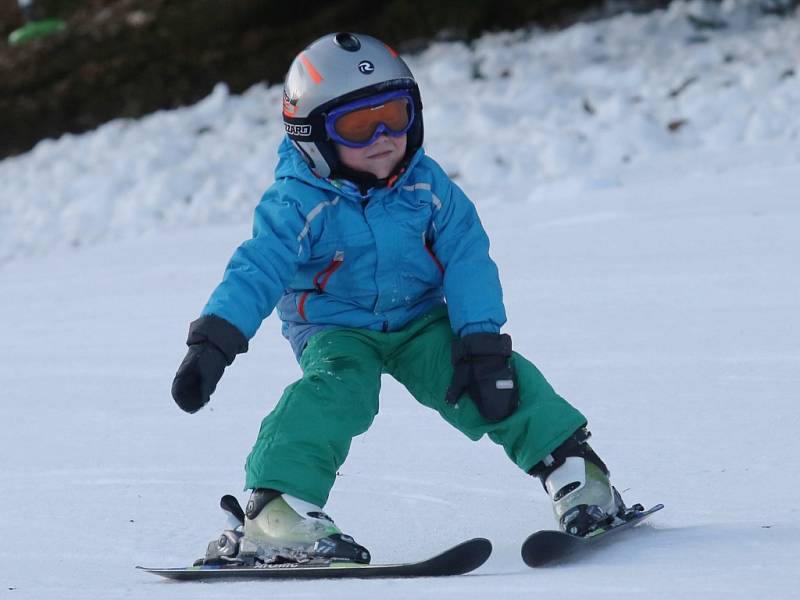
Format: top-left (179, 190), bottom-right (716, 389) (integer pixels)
top-left (325, 90), bottom-right (415, 148)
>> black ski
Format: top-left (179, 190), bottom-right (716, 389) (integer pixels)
top-left (521, 503), bottom-right (664, 567)
top-left (138, 537), bottom-right (492, 581)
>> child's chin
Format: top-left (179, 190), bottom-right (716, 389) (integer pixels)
top-left (370, 158), bottom-right (401, 179)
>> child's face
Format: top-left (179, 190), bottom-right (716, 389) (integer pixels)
top-left (335, 134), bottom-right (407, 180)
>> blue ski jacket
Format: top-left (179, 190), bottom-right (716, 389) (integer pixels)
top-left (202, 138), bottom-right (506, 359)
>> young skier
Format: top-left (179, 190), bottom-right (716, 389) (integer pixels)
top-left (172, 32), bottom-right (630, 564)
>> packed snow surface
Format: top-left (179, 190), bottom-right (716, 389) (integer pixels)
top-left (1, 1), bottom-right (799, 598)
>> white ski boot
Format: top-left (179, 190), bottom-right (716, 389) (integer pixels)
top-left (198, 490), bottom-right (370, 566)
top-left (239, 489), bottom-right (371, 564)
top-left (531, 429), bottom-right (626, 537)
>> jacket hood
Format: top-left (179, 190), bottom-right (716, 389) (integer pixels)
top-left (274, 137), bottom-right (425, 201)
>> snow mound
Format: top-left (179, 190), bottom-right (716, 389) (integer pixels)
top-left (0, 0), bottom-right (798, 262)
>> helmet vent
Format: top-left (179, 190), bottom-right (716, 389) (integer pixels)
top-left (334, 32), bottom-right (361, 52)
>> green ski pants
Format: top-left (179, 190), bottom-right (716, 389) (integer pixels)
top-left (245, 306), bottom-right (587, 507)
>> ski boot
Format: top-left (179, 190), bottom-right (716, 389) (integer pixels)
top-left (197, 491), bottom-right (370, 566)
top-left (238, 489), bottom-right (371, 565)
top-left (530, 428), bottom-right (628, 537)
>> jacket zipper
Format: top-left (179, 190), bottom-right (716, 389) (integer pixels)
top-left (298, 251), bottom-right (344, 321)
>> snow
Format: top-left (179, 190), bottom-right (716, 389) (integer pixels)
top-left (1, 1), bottom-right (799, 598)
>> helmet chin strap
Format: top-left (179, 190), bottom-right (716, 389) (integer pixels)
top-left (330, 147), bottom-right (416, 196)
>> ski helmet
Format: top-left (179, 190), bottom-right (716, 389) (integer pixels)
top-left (282, 32), bottom-right (424, 181)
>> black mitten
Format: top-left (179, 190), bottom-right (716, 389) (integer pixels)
top-left (171, 315), bottom-right (248, 414)
top-left (445, 332), bottom-right (519, 422)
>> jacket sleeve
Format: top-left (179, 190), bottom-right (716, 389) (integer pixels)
top-left (200, 185), bottom-right (310, 339)
top-left (429, 173), bottom-right (507, 337)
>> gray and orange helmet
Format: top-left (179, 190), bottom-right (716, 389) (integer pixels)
top-left (282, 32), bottom-right (424, 180)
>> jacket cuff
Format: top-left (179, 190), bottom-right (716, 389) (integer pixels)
top-left (187, 314), bottom-right (249, 364)
top-left (458, 322), bottom-right (501, 337)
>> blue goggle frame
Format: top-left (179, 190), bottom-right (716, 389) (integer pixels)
top-left (324, 89), bottom-right (415, 149)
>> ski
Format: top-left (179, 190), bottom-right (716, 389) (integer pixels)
top-left (521, 503), bottom-right (664, 567)
top-left (138, 537), bottom-right (492, 581)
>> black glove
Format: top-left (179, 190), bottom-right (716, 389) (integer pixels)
top-left (445, 332), bottom-right (519, 422)
top-left (171, 315), bottom-right (248, 414)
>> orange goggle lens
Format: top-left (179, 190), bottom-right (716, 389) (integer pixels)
top-left (332, 97), bottom-right (411, 144)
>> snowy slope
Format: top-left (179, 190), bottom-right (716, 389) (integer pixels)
top-left (1, 2), bottom-right (799, 598)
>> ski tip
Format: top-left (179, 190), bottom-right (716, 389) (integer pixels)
top-left (477, 536), bottom-right (493, 554)
top-left (443, 537), bottom-right (492, 574)
top-left (461, 537), bottom-right (492, 556)
top-left (521, 502), bottom-right (665, 568)
top-left (520, 530), bottom-right (569, 568)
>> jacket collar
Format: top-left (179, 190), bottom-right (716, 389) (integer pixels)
top-left (275, 137), bottom-right (425, 202)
